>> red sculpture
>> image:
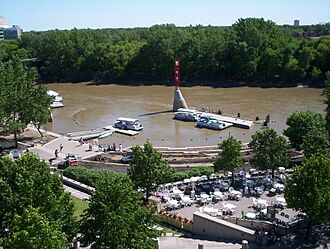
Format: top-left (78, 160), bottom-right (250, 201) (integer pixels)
top-left (174, 59), bottom-right (180, 87)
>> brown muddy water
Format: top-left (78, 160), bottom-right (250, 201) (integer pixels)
top-left (44, 83), bottom-right (325, 148)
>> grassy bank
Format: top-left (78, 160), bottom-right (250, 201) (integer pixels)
top-left (71, 196), bottom-right (89, 220)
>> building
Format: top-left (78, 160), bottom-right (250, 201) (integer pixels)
top-left (0, 17), bottom-right (22, 40)
top-left (4, 25), bottom-right (22, 40)
top-left (294, 20), bottom-right (300, 27)
top-left (0, 28), bottom-right (4, 40)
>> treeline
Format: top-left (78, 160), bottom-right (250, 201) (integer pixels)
top-left (1, 18), bottom-right (330, 86)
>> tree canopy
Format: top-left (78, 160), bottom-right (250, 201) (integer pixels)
top-left (1, 19), bottom-right (329, 86)
top-left (80, 174), bottom-right (159, 249)
top-left (285, 155), bottom-right (330, 223)
top-left (0, 59), bottom-right (52, 147)
top-left (322, 72), bottom-right (330, 135)
top-left (249, 128), bottom-right (290, 178)
top-left (128, 140), bottom-right (174, 203)
top-left (6, 207), bottom-right (67, 249)
top-left (0, 153), bottom-right (76, 247)
top-left (214, 136), bottom-right (243, 185)
top-left (284, 110), bottom-right (327, 150)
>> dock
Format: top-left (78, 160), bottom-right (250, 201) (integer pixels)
top-left (205, 113), bottom-right (253, 129)
top-left (103, 125), bottom-right (140, 136)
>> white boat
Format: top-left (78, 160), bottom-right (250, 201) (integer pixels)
top-left (67, 128), bottom-right (112, 141)
top-left (47, 90), bottom-right (63, 102)
top-left (50, 101), bottom-right (64, 108)
top-left (174, 108), bottom-right (201, 122)
top-left (114, 117), bottom-right (143, 131)
top-left (47, 90), bottom-right (63, 108)
top-left (196, 114), bottom-right (232, 130)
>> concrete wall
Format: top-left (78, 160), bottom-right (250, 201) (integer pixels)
top-left (193, 212), bottom-right (255, 242)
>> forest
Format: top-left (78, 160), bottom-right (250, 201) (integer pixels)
top-left (1, 18), bottom-right (330, 87)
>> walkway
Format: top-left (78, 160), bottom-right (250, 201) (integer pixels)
top-left (29, 136), bottom-right (104, 165)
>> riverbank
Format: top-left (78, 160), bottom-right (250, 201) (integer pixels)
top-left (0, 126), bottom-right (57, 150)
top-left (49, 79), bottom-right (324, 89)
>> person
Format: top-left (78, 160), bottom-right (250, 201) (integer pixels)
top-left (112, 143), bottom-right (116, 151)
top-left (79, 137), bottom-right (84, 146)
top-left (60, 144), bottom-right (63, 152)
top-left (54, 149), bottom-right (59, 158)
top-left (119, 144), bottom-right (123, 152)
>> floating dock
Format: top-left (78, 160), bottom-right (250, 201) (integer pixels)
top-left (103, 125), bottom-right (140, 136)
top-left (205, 113), bottom-right (253, 129)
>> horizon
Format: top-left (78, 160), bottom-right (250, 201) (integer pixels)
top-left (1, 0), bottom-right (330, 32)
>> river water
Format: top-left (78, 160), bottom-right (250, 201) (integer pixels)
top-left (45, 83), bottom-right (325, 148)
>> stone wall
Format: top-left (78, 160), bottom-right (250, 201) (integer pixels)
top-left (193, 212), bottom-right (255, 242)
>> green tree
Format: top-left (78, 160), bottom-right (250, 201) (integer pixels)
top-left (0, 153), bottom-right (76, 245)
top-left (214, 136), bottom-right (243, 186)
top-left (0, 60), bottom-right (52, 147)
top-left (80, 174), bottom-right (159, 249)
top-left (284, 110), bottom-right (327, 150)
top-left (7, 207), bottom-right (67, 249)
top-left (249, 128), bottom-right (290, 178)
top-left (302, 127), bottom-right (330, 158)
top-left (285, 155), bottom-right (330, 222)
top-left (322, 71), bottom-right (330, 135)
top-left (128, 140), bottom-right (174, 203)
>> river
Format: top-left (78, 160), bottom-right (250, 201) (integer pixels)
top-left (44, 83), bottom-right (325, 148)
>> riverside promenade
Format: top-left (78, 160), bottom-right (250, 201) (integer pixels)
top-left (28, 128), bottom-right (103, 165)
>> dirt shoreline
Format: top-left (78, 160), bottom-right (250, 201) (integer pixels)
top-left (0, 126), bottom-right (57, 150)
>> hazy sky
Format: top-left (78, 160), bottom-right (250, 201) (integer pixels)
top-left (1, 0), bottom-right (330, 31)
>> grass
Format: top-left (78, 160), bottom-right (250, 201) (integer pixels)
top-left (70, 195), bottom-right (89, 220)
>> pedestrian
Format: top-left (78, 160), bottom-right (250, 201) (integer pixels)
top-left (79, 137), bottom-right (84, 146)
top-left (54, 149), bottom-right (59, 158)
top-left (60, 144), bottom-right (63, 152)
top-left (112, 143), bottom-right (116, 151)
top-left (119, 144), bottom-right (123, 152)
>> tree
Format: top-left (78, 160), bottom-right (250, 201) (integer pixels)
top-left (214, 136), bottom-right (243, 186)
top-left (0, 60), bottom-right (52, 147)
top-left (80, 174), bottom-right (159, 249)
top-left (249, 128), bottom-right (290, 178)
top-left (285, 155), bottom-right (330, 222)
top-left (6, 207), bottom-right (67, 249)
top-left (322, 71), bottom-right (330, 136)
top-left (302, 127), bottom-right (330, 158)
top-left (128, 140), bottom-right (174, 203)
top-left (284, 110), bottom-right (327, 150)
top-left (0, 153), bottom-right (76, 246)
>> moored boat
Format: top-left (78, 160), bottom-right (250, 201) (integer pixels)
top-left (196, 114), bottom-right (232, 130)
top-left (47, 90), bottom-right (63, 108)
top-left (67, 128), bottom-right (112, 141)
top-left (174, 108), bottom-right (201, 122)
top-left (114, 117), bottom-right (143, 131)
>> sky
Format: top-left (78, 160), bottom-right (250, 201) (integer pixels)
top-left (1, 0), bottom-right (330, 31)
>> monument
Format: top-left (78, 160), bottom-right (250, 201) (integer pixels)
top-left (172, 59), bottom-right (188, 111)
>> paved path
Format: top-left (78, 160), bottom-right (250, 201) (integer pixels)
top-left (64, 185), bottom-right (91, 200)
top-left (29, 136), bottom-right (104, 164)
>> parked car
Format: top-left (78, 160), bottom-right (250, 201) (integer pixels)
top-left (218, 180), bottom-right (230, 192)
top-left (121, 153), bottom-right (133, 164)
top-left (9, 149), bottom-right (20, 160)
top-left (58, 154), bottom-right (78, 169)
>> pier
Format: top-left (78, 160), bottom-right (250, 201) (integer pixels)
top-left (202, 113), bottom-right (253, 129)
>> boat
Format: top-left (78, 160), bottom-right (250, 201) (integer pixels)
top-left (67, 128), bottom-right (112, 141)
top-left (47, 90), bottom-right (63, 108)
top-left (174, 108), bottom-right (201, 122)
top-left (47, 90), bottom-right (63, 102)
top-left (50, 101), bottom-right (64, 108)
top-left (196, 114), bottom-right (232, 130)
top-left (114, 117), bottom-right (143, 131)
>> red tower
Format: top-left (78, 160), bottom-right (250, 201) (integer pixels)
top-left (174, 59), bottom-right (180, 87)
